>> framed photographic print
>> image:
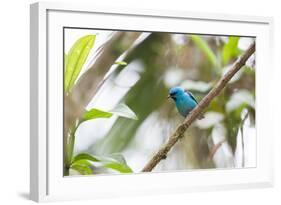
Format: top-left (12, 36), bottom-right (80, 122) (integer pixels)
top-left (30, 2), bottom-right (274, 202)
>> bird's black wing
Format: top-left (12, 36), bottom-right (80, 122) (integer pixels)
top-left (185, 90), bottom-right (198, 104)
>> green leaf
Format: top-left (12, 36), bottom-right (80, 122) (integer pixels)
top-left (70, 163), bottom-right (92, 175)
top-left (191, 35), bottom-right (217, 67)
top-left (101, 153), bottom-right (133, 173)
top-left (70, 153), bottom-right (98, 175)
top-left (110, 104), bottom-right (138, 120)
top-left (222, 36), bottom-right (241, 65)
top-left (82, 108), bottom-right (113, 121)
top-left (107, 153), bottom-right (127, 164)
top-left (103, 163), bottom-right (133, 173)
top-left (72, 159), bottom-right (92, 166)
top-left (82, 104), bottom-right (138, 122)
top-left (115, 61), bottom-right (127, 66)
top-left (72, 153), bottom-right (133, 174)
top-left (65, 35), bottom-right (96, 93)
top-left (64, 53), bottom-right (68, 68)
top-left (72, 153), bottom-right (100, 163)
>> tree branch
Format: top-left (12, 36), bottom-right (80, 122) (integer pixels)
top-left (208, 139), bottom-right (226, 161)
top-left (142, 42), bottom-right (255, 172)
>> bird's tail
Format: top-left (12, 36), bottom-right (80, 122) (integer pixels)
top-left (198, 113), bottom-right (205, 120)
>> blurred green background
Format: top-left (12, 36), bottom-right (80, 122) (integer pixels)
top-left (64, 29), bottom-right (255, 175)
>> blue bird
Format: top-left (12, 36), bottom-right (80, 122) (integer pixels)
top-left (167, 86), bottom-right (204, 119)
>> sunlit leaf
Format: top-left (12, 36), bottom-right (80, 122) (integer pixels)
top-left (222, 36), bottom-right (241, 65)
top-left (72, 153), bottom-right (133, 174)
top-left (89, 33), bottom-right (169, 155)
top-left (65, 35), bottom-right (96, 93)
top-left (101, 153), bottom-right (133, 173)
top-left (115, 61), bottom-right (127, 66)
top-left (110, 104), bottom-right (138, 120)
top-left (82, 108), bottom-right (113, 121)
top-left (107, 153), bottom-right (127, 164)
top-left (191, 35), bottom-right (217, 67)
top-left (70, 163), bottom-right (92, 175)
top-left (103, 163), bottom-right (133, 173)
top-left (72, 159), bottom-right (92, 166)
top-left (82, 104), bottom-right (138, 122)
top-left (64, 53), bottom-right (68, 68)
top-left (72, 153), bottom-right (100, 163)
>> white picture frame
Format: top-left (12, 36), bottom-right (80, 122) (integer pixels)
top-left (30, 2), bottom-right (274, 202)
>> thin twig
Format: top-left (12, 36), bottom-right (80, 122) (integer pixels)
top-left (142, 42), bottom-right (255, 172)
top-left (208, 139), bottom-right (226, 161)
top-left (240, 111), bottom-right (249, 167)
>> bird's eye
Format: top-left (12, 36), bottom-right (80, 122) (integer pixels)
top-left (170, 91), bottom-right (176, 96)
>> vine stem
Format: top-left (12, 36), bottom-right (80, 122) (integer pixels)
top-left (240, 111), bottom-right (249, 167)
top-left (64, 120), bottom-right (81, 175)
top-left (142, 42), bottom-right (255, 172)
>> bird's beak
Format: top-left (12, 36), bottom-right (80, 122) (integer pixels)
top-left (167, 94), bottom-right (171, 99)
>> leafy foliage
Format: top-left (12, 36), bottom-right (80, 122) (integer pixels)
top-left (70, 162), bottom-right (93, 175)
top-left (70, 105), bottom-right (137, 175)
top-left (72, 153), bottom-right (99, 163)
top-left (115, 61), bottom-right (128, 66)
top-left (100, 153), bottom-right (133, 173)
top-left (71, 152), bottom-right (133, 175)
top-left (63, 34), bottom-right (137, 176)
top-left (191, 35), bottom-right (217, 67)
top-left (222, 36), bottom-right (241, 65)
top-left (64, 35), bottom-right (96, 93)
top-left (64, 31), bottom-right (255, 174)
top-left (82, 104), bottom-right (138, 122)
top-left (82, 108), bottom-right (113, 121)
